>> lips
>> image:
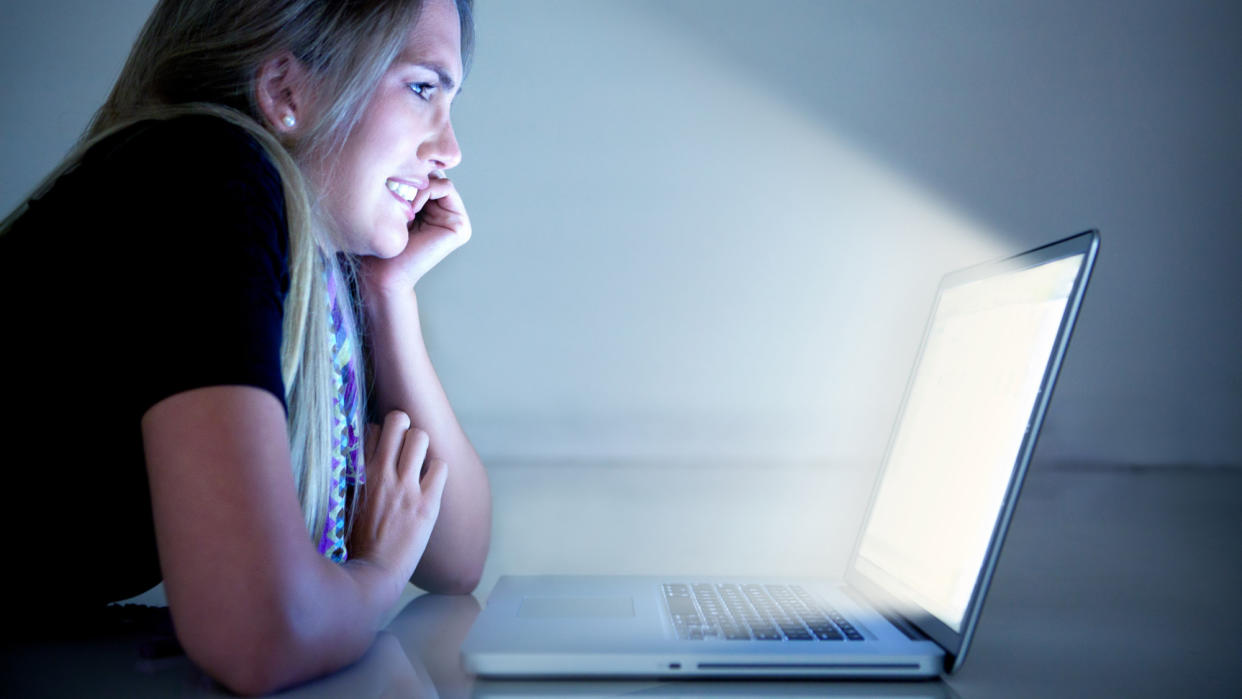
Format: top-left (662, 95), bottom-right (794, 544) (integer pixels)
top-left (386, 178), bottom-right (420, 201)
top-left (385, 186), bottom-right (415, 221)
top-left (385, 177), bottom-right (428, 221)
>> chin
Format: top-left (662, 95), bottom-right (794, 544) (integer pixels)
top-left (372, 230), bottom-right (409, 259)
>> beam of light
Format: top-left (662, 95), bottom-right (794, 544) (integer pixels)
top-left (432, 1), bottom-right (1017, 592)
top-left (445, 0), bottom-right (1009, 470)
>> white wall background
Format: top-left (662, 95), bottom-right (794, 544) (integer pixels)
top-left (3, 0), bottom-right (1240, 468)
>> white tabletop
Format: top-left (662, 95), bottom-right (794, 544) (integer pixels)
top-left (4, 460), bottom-right (1239, 697)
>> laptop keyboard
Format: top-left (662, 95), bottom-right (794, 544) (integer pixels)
top-left (663, 583), bottom-right (864, 641)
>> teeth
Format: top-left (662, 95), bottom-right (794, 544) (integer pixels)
top-left (386, 179), bottom-right (418, 203)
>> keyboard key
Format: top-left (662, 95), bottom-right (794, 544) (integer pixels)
top-left (665, 582), bottom-right (865, 643)
top-left (751, 625), bottom-right (782, 640)
top-left (667, 597), bottom-right (697, 616)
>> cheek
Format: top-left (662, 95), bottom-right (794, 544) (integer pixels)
top-left (329, 157), bottom-right (380, 223)
top-left (308, 158), bottom-right (360, 219)
top-left (307, 176), bottom-right (371, 255)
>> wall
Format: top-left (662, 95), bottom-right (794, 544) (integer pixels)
top-left (3, 0), bottom-right (1239, 467)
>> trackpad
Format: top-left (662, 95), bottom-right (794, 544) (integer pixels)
top-left (518, 596), bottom-right (635, 618)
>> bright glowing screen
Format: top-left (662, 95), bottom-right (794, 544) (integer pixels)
top-left (855, 254), bottom-right (1084, 632)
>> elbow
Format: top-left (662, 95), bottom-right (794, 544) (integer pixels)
top-left (416, 562), bottom-right (483, 595)
top-left (181, 636), bottom-right (289, 696)
top-left (201, 657), bottom-right (288, 697)
top-left (412, 491), bottom-right (492, 595)
top-left (448, 564), bottom-right (484, 595)
top-left (173, 601), bottom-right (304, 696)
top-left (413, 549), bottom-right (486, 595)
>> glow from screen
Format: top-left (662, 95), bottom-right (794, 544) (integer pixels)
top-left (855, 254), bottom-right (1084, 631)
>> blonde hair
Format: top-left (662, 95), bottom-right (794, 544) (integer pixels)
top-left (1, 0), bottom-right (474, 548)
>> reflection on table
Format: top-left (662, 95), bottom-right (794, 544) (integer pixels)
top-left (4, 462), bottom-right (1239, 697)
top-left (1, 591), bottom-right (955, 698)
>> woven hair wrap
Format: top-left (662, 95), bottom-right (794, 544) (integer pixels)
top-left (317, 263), bottom-right (365, 563)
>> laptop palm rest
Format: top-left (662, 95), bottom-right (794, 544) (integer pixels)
top-left (517, 596), bottom-right (636, 619)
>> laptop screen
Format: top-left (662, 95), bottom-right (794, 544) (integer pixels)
top-left (853, 251), bottom-right (1086, 633)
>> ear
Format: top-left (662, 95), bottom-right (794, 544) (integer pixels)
top-left (255, 52), bottom-right (313, 133)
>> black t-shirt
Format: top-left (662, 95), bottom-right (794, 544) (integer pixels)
top-left (1, 114), bottom-right (289, 611)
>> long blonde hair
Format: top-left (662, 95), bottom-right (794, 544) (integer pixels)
top-left (0, 0), bottom-right (475, 547)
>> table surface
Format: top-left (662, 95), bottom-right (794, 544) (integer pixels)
top-left (4, 460), bottom-right (1240, 698)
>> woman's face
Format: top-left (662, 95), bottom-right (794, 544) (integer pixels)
top-left (314, 0), bottom-right (463, 258)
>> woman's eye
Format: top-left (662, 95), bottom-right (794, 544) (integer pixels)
top-left (408, 82), bottom-right (436, 101)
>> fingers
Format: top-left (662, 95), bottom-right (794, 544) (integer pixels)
top-left (396, 422), bottom-right (431, 482)
top-left (371, 410), bottom-right (411, 480)
top-left (408, 176), bottom-right (454, 217)
top-left (409, 186), bottom-right (434, 219)
top-left (425, 174), bottom-right (454, 201)
top-left (420, 177), bottom-right (466, 218)
top-left (372, 410), bottom-right (437, 482)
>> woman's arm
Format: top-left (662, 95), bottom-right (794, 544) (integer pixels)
top-left (359, 173), bottom-right (492, 594)
top-left (142, 385), bottom-right (445, 695)
top-left (365, 287), bottom-right (492, 593)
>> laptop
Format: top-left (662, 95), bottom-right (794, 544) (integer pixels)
top-left (462, 230), bottom-right (1100, 679)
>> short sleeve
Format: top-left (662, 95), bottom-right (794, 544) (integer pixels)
top-left (98, 116), bottom-right (291, 415)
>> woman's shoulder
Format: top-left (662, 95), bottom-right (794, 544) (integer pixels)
top-left (85, 113), bottom-right (283, 194)
top-left (4, 111), bottom-right (291, 276)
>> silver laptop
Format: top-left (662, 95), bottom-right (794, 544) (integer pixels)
top-left (462, 230), bottom-right (1100, 679)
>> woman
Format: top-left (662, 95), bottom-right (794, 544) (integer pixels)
top-left (0, 0), bottom-right (490, 693)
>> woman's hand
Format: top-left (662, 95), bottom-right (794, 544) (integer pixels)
top-left (348, 410), bottom-right (449, 592)
top-left (361, 173), bottom-right (471, 298)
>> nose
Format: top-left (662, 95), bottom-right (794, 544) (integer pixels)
top-left (423, 118), bottom-right (462, 171)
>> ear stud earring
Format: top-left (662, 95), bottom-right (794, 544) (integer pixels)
top-left (282, 114), bottom-right (296, 128)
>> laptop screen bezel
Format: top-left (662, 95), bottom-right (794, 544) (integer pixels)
top-left (842, 230), bottom-right (1100, 672)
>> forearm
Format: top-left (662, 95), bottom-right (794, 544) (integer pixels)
top-left (364, 287), bottom-right (491, 592)
top-left (145, 387), bottom-right (411, 695)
